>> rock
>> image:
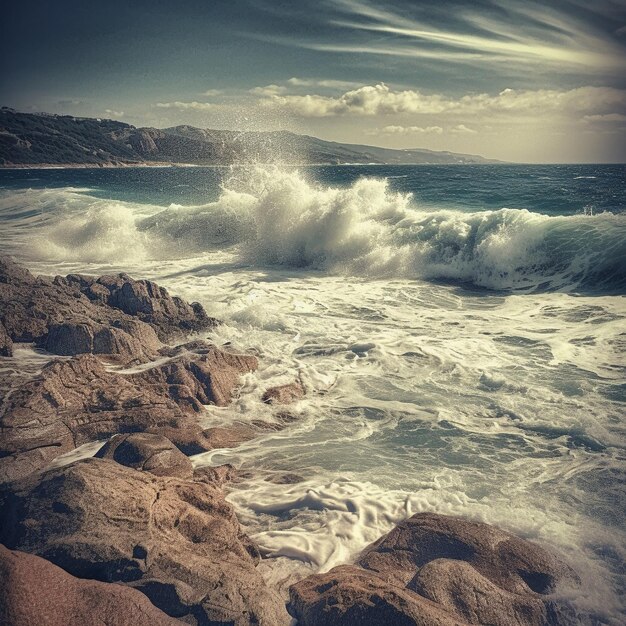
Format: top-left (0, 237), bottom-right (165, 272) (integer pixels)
top-left (0, 457), bottom-right (289, 625)
top-left (146, 424), bottom-right (218, 455)
top-left (265, 472), bottom-right (305, 484)
top-left (262, 380), bottom-right (305, 405)
top-left (138, 347), bottom-right (258, 409)
top-left (95, 433), bottom-right (194, 479)
top-left (288, 513), bottom-right (579, 626)
top-left (202, 425), bottom-right (258, 448)
top-left (0, 257), bottom-right (216, 357)
top-left (193, 463), bottom-right (237, 486)
top-left (0, 320), bottom-right (12, 356)
top-left (0, 544), bottom-right (179, 626)
top-left (0, 347), bottom-right (258, 482)
top-left (80, 272), bottom-right (215, 340)
top-left (289, 564), bottom-right (467, 626)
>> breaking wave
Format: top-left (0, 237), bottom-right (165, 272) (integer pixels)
top-left (3, 167), bottom-right (625, 292)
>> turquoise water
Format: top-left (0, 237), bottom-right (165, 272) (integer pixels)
top-left (1, 163), bottom-right (625, 215)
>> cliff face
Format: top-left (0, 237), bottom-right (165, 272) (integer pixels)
top-left (0, 108), bottom-right (499, 166)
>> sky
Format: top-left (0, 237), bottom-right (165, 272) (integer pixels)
top-left (1, 0), bottom-right (626, 162)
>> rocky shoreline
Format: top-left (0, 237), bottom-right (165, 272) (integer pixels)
top-left (0, 257), bottom-right (580, 625)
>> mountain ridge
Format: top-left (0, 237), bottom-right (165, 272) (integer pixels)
top-left (0, 108), bottom-right (502, 166)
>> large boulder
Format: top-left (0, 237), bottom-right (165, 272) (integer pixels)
top-left (288, 513), bottom-right (579, 626)
top-left (0, 457), bottom-right (289, 625)
top-left (0, 544), bottom-right (179, 626)
top-left (0, 347), bottom-right (258, 482)
top-left (95, 433), bottom-right (194, 479)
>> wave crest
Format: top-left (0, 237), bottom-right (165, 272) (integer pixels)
top-left (5, 167), bottom-right (625, 292)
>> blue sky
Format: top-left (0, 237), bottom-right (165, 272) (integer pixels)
top-left (2, 0), bottom-right (626, 162)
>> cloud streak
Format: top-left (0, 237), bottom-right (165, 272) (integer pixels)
top-left (255, 0), bottom-right (626, 75)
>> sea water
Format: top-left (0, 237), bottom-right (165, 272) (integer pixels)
top-left (0, 163), bottom-right (625, 623)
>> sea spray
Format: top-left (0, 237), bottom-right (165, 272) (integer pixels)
top-left (6, 167), bottom-right (624, 292)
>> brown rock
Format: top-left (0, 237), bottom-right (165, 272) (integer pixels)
top-left (0, 257), bottom-right (216, 358)
top-left (84, 272), bottom-right (215, 340)
top-left (0, 346), bottom-right (258, 482)
top-left (138, 347), bottom-right (258, 409)
top-left (262, 380), bottom-right (305, 405)
top-left (0, 320), bottom-right (12, 357)
top-left (288, 513), bottom-right (579, 626)
top-left (0, 457), bottom-right (289, 625)
top-left (95, 433), bottom-right (194, 479)
top-left (289, 564), bottom-right (468, 626)
top-left (202, 425), bottom-right (258, 448)
top-left (0, 544), bottom-right (179, 626)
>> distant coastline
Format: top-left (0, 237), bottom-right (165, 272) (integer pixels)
top-left (0, 108), bottom-right (501, 167)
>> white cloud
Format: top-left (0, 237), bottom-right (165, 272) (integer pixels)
top-left (258, 83), bottom-right (626, 118)
top-left (104, 109), bottom-right (124, 118)
top-left (155, 101), bottom-right (215, 111)
top-left (287, 77), bottom-right (364, 90)
top-left (202, 89), bottom-right (222, 96)
top-left (583, 113), bottom-right (626, 122)
top-left (368, 125), bottom-right (443, 136)
top-left (451, 124), bottom-right (478, 134)
top-left (249, 84), bottom-right (287, 96)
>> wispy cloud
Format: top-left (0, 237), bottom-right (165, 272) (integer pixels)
top-left (104, 109), bottom-right (124, 118)
top-left (287, 77), bottom-right (364, 89)
top-left (451, 124), bottom-right (478, 134)
top-left (155, 101), bottom-right (215, 111)
top-left (367, 125), bottom-right (443, 136)
top-left (255, 0), bottom-right (626, 75)
top-left (201, 89), bottom-right (223, 97)
top-left (249, 84), bottom-right (287, 96)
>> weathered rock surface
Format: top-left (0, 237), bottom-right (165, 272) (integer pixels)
top-left (0, 257), bottom-right (216, 362)
top-left (262, 380), bottom-right (305, 405)
top-left (0, 457), bottom-right (289, 625)
top-left (0, 320), bottom-right (12, 356)
top-left (290, 564), bottom-right (468, 626)
top-left (139, 348), bottom-right (258, 410)
top-left (95, 433), bottom-right (194, 479)
top-left (0, 544), bottom-right (179, 626)
top-left (0, 347), bottom-right (257, 482)
top-left (289, 513), bottom-right (579, 626)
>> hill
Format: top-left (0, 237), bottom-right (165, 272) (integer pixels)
top-left (0, 108), bottom-right (500, 166)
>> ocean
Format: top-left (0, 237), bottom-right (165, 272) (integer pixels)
top-left (1, 163), bottom-right (625, 623)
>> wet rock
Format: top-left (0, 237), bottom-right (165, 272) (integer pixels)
top-left (0, 257), bottom-right (216, 357)
top-left (0, 457), bottom-right (289, 625)
top-left (265, 472), bottom-right (306, 484)
top-left (0, 544), bottom-right (179, 626)
top-left (146, 424), bottom-right (218, 455)
top-left (193, 463), bottom-right (237, 486)
top-left (201, 425), bottom-right (258, 448)
top-left (288, 512), bottom-right (579, 626)
top-left (289, 564), bottom-right (467, 626)
top-left (81, 272), bottom-right (216, 340)
top-left (138, 347), bottom-right (258, 409)
top-left (0, 320), bottom-right (12, 356)
top-left (0, 347), bottom-right (258, 482)
top-left (262, 380), bottom-right (305, 405)
top-left (95, 433), bottom-right (194, 479)
top-left (44, 319), bottom-right (162, 363)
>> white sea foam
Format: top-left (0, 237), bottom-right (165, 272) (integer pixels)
top-left (3, 168), bottom-right (624, 292)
